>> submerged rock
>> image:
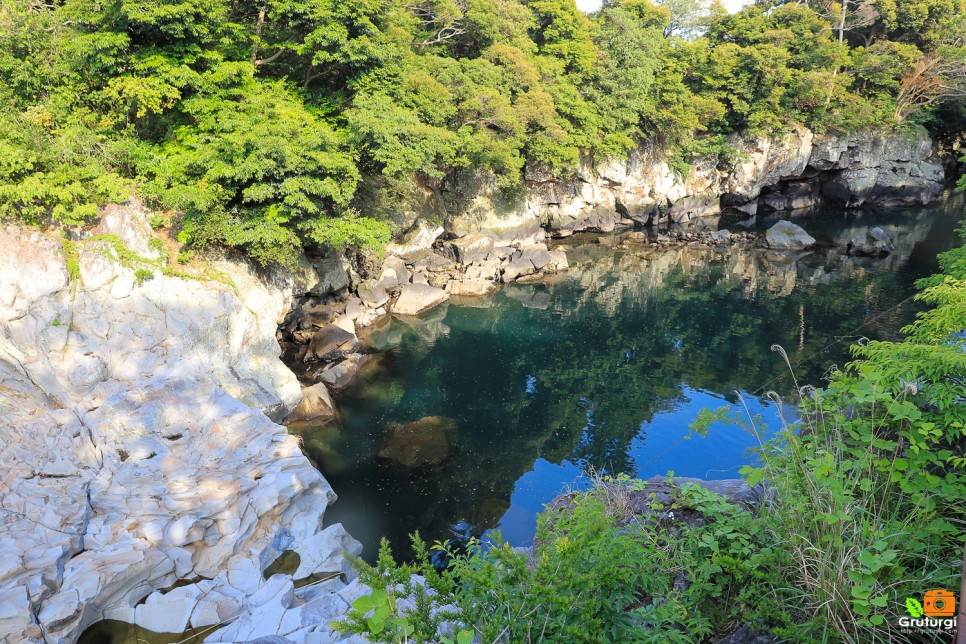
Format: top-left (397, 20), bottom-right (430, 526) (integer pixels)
top-left (378, 416), bottom-right (456, 468)
top-left (285, 382), bottom-right (337, 423)
top-left (318, 353), bottom-right (372, 391)
top-left (765, 220), bottom-right (816, 250)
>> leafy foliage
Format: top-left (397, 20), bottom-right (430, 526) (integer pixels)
top-left (335, 480), bottom-right (796, 642)
top-left (1, 0), bottom-right (964, 264)
top-left (729, 225), bottom-right (966, 641)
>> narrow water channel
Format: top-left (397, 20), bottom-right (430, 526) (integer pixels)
top-left (292, 198), bottom-right (965, 561)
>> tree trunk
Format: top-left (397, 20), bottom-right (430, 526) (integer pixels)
top-left (251, 9), bottom-right (266, 68)
top-left (838, 0), bottom-right (847, 43)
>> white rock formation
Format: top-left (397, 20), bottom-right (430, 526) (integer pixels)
top-left (0, 204), bottom-right (362, 642)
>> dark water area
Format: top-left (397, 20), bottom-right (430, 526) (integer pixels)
top-left (292, 196), bottom-right (965, 561)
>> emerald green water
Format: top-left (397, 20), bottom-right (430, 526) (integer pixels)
top-left (294, 199), bottom-right (964, 561)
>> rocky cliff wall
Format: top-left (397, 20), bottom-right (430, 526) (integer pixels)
top-left (429, 125), bottom-right (945, 244)
top-left (0, 204), bottom-right (364, 642)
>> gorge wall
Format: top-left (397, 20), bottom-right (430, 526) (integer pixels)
top-left (417, 124), bottom-right (947, 245)
top-left (281, 124), bottom-right (949, 388)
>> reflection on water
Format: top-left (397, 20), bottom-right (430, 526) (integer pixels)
top-left (293, 198), bottom-right (965, 561)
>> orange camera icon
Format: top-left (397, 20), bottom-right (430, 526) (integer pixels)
top-left (923, 589), bottom-right (956, 617)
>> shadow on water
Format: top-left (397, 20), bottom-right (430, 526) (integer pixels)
top-left (290, 197), bottom-right (965, 561)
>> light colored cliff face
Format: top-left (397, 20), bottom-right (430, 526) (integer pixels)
top-left (0, 205), bottom-right (361, 642)
top-left (436, 125), bottom-right (945, 243)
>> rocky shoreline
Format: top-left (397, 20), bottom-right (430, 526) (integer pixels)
top-left (0, 122), bottom-right (951, 643)
top-left (278, 215), bottom-right (887, 420)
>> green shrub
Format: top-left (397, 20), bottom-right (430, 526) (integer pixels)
top-left (335, 477), bottom-right (798, 643)
top-left (727, 226), bottom-right (966, 642)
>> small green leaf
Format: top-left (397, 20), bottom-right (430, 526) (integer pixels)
top-left (370, 588), bottom-right (388, 606)
top-left (367, 616), bottom-right (385, 634)
top-left (906, 597), bottom-right (924, 618)
top-left (352, 595), bottom-right (374, 613)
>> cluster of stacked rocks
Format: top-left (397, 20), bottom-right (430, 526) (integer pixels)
top-left (278, 228), bottom-right (568, 416)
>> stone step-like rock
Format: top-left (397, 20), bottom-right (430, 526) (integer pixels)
top-left (391, 283), bottom-right (450, 316)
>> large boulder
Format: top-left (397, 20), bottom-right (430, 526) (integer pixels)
top-left (377, 255), bottom-right (411, 291)
top-left (443, 232), bottom-right (495, 265)
top-left (502, 244), bottom-right (554, 282)
top-left (310, 252), bottom-right (351, 297)
top-left (765, 220), bottom-right (816, 250)
top-left (385, 221), bottom-right (444, 258)
top-left (296, 300), bottom-right (345, 331)
top-left (847, 227), bottom-right (895, 257)
top-left (391, 284), bottom-right (449, 316)
top-left (357, 278), bottom-right (390, 309)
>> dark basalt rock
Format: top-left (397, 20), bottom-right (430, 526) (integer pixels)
top-left (305, 324), bottom-right (359, 362)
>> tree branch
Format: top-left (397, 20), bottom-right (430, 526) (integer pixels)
top-left (255, 49), bottom-right (284, 66)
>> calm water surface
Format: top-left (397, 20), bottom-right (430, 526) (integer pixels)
top-left (293, 198), bottom-right (965, 560)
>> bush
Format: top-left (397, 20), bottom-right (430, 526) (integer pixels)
top-left (731, 226), bottom-right (966, 642)
top-left (335, 476), bottom-right (797, 643)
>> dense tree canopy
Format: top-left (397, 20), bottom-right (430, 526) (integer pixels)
top-left (1, 0), bottom-right (964, 264)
